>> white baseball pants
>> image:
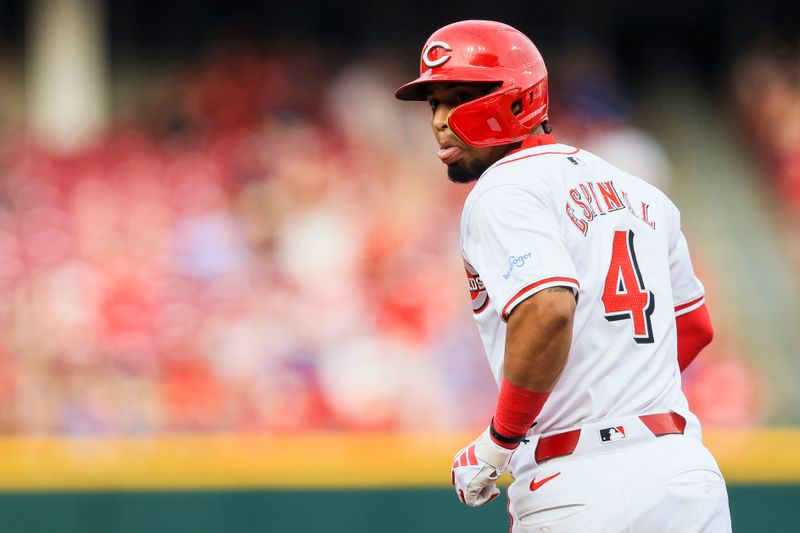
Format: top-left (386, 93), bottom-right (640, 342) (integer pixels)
top-left (506, 415), bottom-right (732, 532)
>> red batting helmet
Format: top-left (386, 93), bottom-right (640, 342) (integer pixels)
top-left (395, 20), bottom-right (549, 147)
top-left (394, 20), bottom-right (547, 146)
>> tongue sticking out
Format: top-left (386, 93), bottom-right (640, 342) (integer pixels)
top-left (438, 146), bottom-right (463, 165)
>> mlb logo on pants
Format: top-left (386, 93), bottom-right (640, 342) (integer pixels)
top-left (600, 426), bottom-right (626, 442)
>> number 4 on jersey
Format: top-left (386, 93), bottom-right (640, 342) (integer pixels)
top-left (602, 230), bottom-right (655, 344)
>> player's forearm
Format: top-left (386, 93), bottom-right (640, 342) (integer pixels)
top-left (503, 288), bottom-right (575, 391)
top-left (488, 288), bottom-right (575, 448)
top-left (677, 303), bottom-right (713, 372)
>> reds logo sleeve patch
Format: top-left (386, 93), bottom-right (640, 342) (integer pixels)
top-left (464, 260), bottom-right (489, 313)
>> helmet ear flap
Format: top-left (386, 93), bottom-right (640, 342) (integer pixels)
top-left (448, 81), bottom-right (549, 147)
top-left (448, 88), bottom-right (530, 147)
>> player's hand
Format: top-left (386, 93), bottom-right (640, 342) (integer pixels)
top-left (451, 428), bottom-right (515, 507)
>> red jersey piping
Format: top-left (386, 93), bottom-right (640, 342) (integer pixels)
top-left (675, 295), bottom-right (705, 313)
top-left (502, 277), bottom-right (580, 320)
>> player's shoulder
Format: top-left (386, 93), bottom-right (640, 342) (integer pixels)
top-left (577, 147), bottom-right (681, 231)
top-left (577, 146), bottom-right (676, 206)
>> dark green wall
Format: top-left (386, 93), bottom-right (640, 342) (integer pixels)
top-left (0, 486), bottom-right (795, 532)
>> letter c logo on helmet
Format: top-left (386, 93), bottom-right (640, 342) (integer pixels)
top-left (423, 41), bottom-right (452, 68)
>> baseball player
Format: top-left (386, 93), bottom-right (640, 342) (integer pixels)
top-left (395, 20), bottom-right (731, 532)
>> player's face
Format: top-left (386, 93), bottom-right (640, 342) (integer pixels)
top-left (426, 83), bottom-right (516, 183)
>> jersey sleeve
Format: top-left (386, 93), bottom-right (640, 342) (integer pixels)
top-left (464, 184), bottom-right (579, 321)
top-left (668, 203), bottom-right (706, 316)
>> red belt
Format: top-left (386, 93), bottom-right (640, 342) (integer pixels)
top-left (534, 412), bottom-right (686, 464)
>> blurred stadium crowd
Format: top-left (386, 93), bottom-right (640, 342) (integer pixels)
top-left (733, 49), bottom-right (800, 265)
top-left (0, 43), bottom-right (783, 435)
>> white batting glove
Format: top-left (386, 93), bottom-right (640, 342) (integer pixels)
top-left (451, 427), bottom-right (515, 507)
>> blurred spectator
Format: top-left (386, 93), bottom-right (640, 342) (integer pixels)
top-left (553, 49), bottom-right (672, 190)
top-left (732, 49), bottom-right (800, 266)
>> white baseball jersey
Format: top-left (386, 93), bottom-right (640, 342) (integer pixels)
top-left (461, 135), bottom-right (706, 436)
